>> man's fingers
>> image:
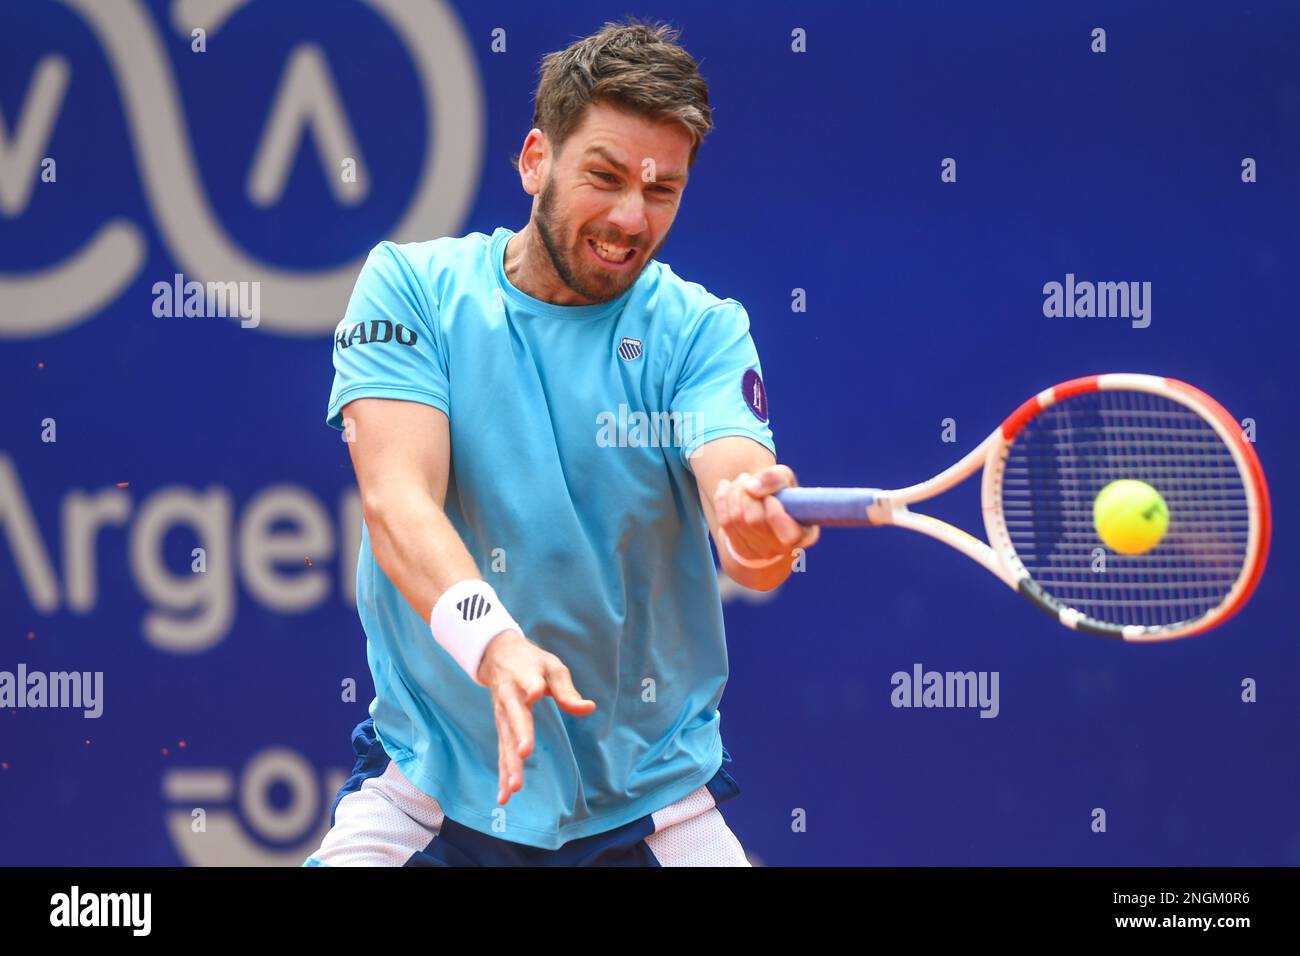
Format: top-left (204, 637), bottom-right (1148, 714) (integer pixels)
top-left (763, 494), bottom-right (805, 547)
top-left (722, 466), bottom-right (817, 561)
top-left (489, 644), bottom-right (600, 807)
top-left (494, 701), bottom-right (518, 804)
top-left (742, 464), bottom-right (796, 498)
top-left (797, 523), bottom-right (821, 550)
top-left (503, 691), bottom-right (534, 762)
top-left (497, 739), bottom-right (509, 805)
top-left (732, 493), bottom-right (775, 555)
top-left (517, 673), bottom-right (549, 705)
top-left (713, 477), bottom-right (735, 528)
top-left (545, 661), bottom-right (597, 716)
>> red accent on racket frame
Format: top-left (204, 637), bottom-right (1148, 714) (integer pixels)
top-left (999, 374), bottom-right (1100, 440)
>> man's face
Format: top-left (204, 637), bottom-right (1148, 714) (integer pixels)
top-left (533, 102), bottom-right (692, 303)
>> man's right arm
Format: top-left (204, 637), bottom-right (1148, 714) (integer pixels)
top-left (342, 396), bottom-right (478, 615)
top-left (341, 396), bottom-right (596, 805)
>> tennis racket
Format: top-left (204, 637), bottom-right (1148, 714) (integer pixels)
top-left (775, 374), bottom-right (1270, 641)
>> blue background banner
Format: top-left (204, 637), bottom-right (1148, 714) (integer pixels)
top-left (1, 0), bottom-right (1296, 865)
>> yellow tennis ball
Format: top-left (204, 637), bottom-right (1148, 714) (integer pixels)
top-left (1093, 480), bottom-right (1169, 555)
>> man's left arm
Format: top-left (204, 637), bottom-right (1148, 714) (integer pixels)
top-left (691, 436), bottom-right (819, 592)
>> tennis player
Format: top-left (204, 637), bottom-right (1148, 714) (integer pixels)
top-left (305, 20), bottom-right (817, 867)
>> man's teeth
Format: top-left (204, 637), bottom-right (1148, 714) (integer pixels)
top-left (591, 239), bottom-right (632, 262)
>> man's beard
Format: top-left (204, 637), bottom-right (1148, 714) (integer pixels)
top-left (534, 180), bottom-right (658, 303)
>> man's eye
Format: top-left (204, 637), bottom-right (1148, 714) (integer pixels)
top-left (592, 170), bottom-right (618, 183)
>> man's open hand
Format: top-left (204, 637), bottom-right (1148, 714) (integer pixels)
top-left (476, 630), bottom-right (597, 805)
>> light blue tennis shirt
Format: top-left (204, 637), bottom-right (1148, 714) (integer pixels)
top-left (326, 226), bottom-right (774, 849)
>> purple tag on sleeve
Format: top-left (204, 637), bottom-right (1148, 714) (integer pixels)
top-left (742, 369), bottom-right (768, 422)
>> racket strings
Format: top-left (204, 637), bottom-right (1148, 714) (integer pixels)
top-left (1001, 389), bottom-right (1249, 628)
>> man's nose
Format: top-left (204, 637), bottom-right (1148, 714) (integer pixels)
top-left (605, 192), bottom-right (648, 237)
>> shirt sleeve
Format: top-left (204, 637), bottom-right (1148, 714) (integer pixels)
top-left (669, 300), bottom-right (776, 470)
top-left (325, 241), bottom-right (450, 430)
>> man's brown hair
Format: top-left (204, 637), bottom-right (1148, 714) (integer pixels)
top-left (515, 19), bottom-right (713, 170)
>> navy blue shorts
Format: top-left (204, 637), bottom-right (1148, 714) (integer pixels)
top-left (304, 719), bottom-right (748, 867)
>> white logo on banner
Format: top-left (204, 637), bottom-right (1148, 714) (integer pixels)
top-left (163, 747), bottom-right (348, 866)
top-left (0, 454), bottom-right (364, 654)
top-left (0, 0), bottom-right (484, 339)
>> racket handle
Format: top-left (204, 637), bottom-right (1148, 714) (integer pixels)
top-left (775, 487), bottom-right (882, 526)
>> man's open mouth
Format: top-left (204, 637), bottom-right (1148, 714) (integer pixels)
top-left (587, 237), bottom-right (637, 264)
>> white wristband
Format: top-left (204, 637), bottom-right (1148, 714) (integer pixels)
top-left (430, 580), bottom-right (520, 685)
top-left (717, 526), bottom-right (786, 569)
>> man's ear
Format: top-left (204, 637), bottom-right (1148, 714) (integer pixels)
top-left (517, 128), bottom-right (548, 197)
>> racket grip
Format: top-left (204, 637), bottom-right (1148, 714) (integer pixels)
top-left (775, 488), bottom-right (881, 526)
